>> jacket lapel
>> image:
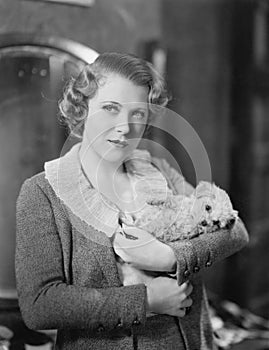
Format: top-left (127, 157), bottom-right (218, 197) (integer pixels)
top-left (67, 207), bottom-right (122, 287)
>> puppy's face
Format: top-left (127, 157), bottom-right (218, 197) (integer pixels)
top-left (191, 182), bottom-right (237, 229)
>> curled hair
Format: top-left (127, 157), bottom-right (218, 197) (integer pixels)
top-left (58, 52), bottom-right (170, 139)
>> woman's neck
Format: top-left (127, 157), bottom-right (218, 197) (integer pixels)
top-left (78, 140), bottom-right (126, 187)
top-left (78, 140), bottom-right (146, 214)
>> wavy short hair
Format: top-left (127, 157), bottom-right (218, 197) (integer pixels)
top-left (59, 52), bottom-right (169, 138)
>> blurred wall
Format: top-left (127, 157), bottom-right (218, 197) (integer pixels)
top-left (161, 0), bottom-right (234, 297)
top-left (0, 0), bottom-right (161, 53)
top-left (162, 0), bottom-right (232, 188)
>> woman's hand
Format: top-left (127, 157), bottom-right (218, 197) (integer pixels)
top-left (146, 278), bottom-right (193, 317)
top-left (113, 225), bottom-right (176, 272)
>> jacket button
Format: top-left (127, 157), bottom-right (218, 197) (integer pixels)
top-left (97, 325), bottom-right (105, 333)
top-left (132, 318), bottom-right (141, 326)
top-left (184, 270), bottom-right (190, 278)
top-left (205, 261), bottom-right (212, 267)
top-left (193, 266), bottom-right (200, 273)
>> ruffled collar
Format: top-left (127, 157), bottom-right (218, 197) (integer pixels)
top-left (44, 142), bottom-right (171, 238)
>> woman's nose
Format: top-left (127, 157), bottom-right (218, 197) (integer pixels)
top-left (115, 112), bottom-right (130, 134)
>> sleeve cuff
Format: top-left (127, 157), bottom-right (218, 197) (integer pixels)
top-left (165, 218), bottom-right (249, 285)
top-left (95, 283), bottom-right (147, 333)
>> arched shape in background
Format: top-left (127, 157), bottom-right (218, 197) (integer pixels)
top-left (0, 33), bottom-right (98, 303)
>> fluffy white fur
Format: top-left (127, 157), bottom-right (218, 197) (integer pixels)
top-left (120, 181), bottom-right (238, 242)
top-left (115, 181), bottom-right (238, 286)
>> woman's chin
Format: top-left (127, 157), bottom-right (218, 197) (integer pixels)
top-left (101, 150), bottom-right (130, 164)
top-left (102, 145), bottom-right (135, 163)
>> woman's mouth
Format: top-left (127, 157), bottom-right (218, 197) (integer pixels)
top-left (108, 139), bottom-right (128, 148)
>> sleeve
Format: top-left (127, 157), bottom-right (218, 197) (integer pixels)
top-left (15, 179), bottom-right (147, 331)
top-left (154, 158), bottom-right (250, 285)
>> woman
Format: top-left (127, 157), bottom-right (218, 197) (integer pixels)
top-left (15, 52), bottom-right (249, 350)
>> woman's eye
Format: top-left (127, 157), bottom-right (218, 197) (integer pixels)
top-left (103, 104), bottom-right (119, 113)
top-left (132, 110), bottom-right (146, 120)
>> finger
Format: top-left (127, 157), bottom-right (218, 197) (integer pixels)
top-left (178, 282), bottom-right (193, 295)
top-left (176, 308), bottom-right (186, 318)
top-left (177, 284), bottom-right (193, 303)
top-left (185, 283), bottom-right (193, 297)
top-left (178, 282), bottom-right (189, 292)
top-left (181, 298), bottom-right (193, 308)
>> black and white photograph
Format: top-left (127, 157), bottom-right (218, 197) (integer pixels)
top-left (0, 1), bottom-right (268, 349)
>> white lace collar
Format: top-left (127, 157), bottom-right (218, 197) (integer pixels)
top-left (44, 142), bottom-right (171, 238)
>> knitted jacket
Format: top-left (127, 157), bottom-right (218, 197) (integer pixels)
top-left (15, 144), bottom-right (249, 350)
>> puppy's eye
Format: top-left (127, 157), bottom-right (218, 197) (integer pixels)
top-left (205, 205), bottom-right (212, 212)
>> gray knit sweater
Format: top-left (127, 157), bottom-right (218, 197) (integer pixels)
top-left (15, 147), bottom-right (249, 350)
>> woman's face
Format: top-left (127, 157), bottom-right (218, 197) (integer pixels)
top-left (82, 73), bottom-right (149, 164)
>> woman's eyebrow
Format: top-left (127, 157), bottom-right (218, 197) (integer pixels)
top-left (134, 106), bottom-right (148, 110)
top-left (101, 101), bottom-right (148, 110)
top-left (102, 100), bottom-right (122, 106)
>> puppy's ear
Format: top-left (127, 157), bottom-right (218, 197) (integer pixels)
top-left (195, 181), bottom-right (214, 198)
top-left (215, 186), bottom-right (233, 207)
